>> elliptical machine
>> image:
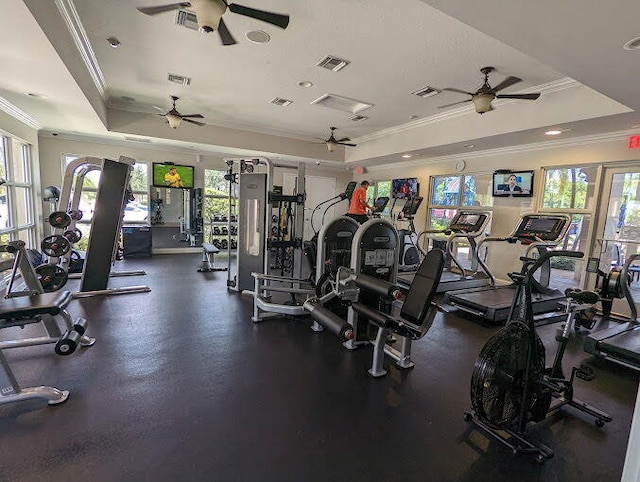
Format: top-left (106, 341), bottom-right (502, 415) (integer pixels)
top-left (464, 250), bottom-right (612, 463)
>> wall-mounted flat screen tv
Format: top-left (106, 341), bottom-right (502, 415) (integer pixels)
top-left (492, 171), bottom-right (534, 197)
top-left (392, 177), bottom-right (419, 199)
top-left (152, 162), bottom-right (194, 189)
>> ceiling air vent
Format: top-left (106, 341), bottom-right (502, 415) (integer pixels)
top-left (412, 86), bottom-right (440, 98)
top-left (311, 94), bottom-right (373, 114)
top-left (316, 55), bottom-right (350, 72)
top-left (168, 73), bottom-right (192, 86)
top-left (270, 97), bottom-right (293, 107)
top-left (349, 114), bottom-right (369, 122)
top-left (175, 9), bottom-right (199, 31)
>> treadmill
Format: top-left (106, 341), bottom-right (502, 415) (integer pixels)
top-left (397, 210), bottom-right (492, 293)
top-left (584, 250), bottom-right (640, 370)
top-left (444, 213), bottom-right (572, 324)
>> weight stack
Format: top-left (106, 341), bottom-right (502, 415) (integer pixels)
top-left (122, 225), bottom-right (152, 258)
top-left (191, 188), bottom-right (204, 233)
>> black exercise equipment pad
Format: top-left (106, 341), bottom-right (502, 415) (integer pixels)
top-left (0, 291), bottom-right (72, 323)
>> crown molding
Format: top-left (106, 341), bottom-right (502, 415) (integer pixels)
top-left (0, 96), bottom-right (42, 130)
top-left (354, 78), bottom-right (580, 144)
top-left (55, 0), bottom-right (106, 96)
top-left (364, 127), bottom-right (638, 172)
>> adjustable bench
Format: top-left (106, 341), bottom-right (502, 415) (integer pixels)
top-left (197, 243), bottom-right (228, 272)
top-left (0, 290), bottom-right (95, 406)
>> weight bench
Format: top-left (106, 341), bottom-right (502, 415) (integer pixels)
top-left (198, 243), bottom-right (228, 272)
top-left (0, 290), bottom-right (95, 406)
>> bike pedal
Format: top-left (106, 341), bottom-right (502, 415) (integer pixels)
top-left (574, 364), bottom-right (596, 382)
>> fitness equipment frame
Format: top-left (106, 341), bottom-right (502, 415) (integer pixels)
top-left (398, 210), bottom-right (492, 292)
top-left (464, 250), bottom-right (611, 463)
top-left (445, 213), bottom-right (572, 324)
top-left (584, 239), bottom-right (640, 370)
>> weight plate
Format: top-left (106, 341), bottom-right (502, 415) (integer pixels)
top-left (48, 211), bottom-right (72, 229)
top-left (35, 264), bottom-right (69, 292)
top-left (41, 235), bottom-right (71, 257)
top-left (63, 228), bottom-right (82, 244)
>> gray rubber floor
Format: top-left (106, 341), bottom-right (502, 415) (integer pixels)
top-left (0, 254), bottom-right (637, 481)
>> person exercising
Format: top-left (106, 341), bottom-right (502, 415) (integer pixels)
top-left (347, 180), bottom-right (374, 224)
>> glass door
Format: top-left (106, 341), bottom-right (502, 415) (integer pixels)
top-left (593, 166), bottom-right (640, 317)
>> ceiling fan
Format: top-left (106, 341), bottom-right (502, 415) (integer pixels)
top-left (323, 127), bottom-right (357, 152)
top-left (157, 95), bottom-right (205, 129)
top-left (137, 0), bottom-right (290, 46)
top-left (438, 66), bottom-right (541, 114)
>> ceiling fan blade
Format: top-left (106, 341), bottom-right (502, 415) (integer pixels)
top-left (491, 76), bottom-right (522, 93)
top-left (437, 99), bottom-right (472, 109)
top-left (441, 87), bottom-right (474, 96)
top-left (137, 2), bottom-right (190, 15)
top-left (152, 105), bottom-right (167, 112)
top-left (180, 114), bottom-right (204, 118)
top-left (228, 3), bottom-right (290, 29)
top-left (217, 17), bottom-right (237, 46)
top-left (183, 118), bottom-right (205, 126)
top-left (337, 142), bottom-right (357, 147)
top-left (337, 137), bottom-right (351, 142)
top-left (496, 93), bottom-right (540, 100)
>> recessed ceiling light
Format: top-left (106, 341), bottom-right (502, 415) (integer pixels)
top-left (246, 30), bottom-right (270, 44)
top-left (107, 36), bottom-right (120, 48)
top-left (464, 144), bottom-right (475, 149)
top-left (409, 115), bottom-right (419, 120)
top-left (297, 81), bottom-right (313, 88)
top-left (545, 129), bottom-right (563, 136)
top-left (26, 92), bottom-right (47, 99)
top-left (623, 36), bottom-right (640, 51)
top-left (402, 154), bottom-right (412, 159)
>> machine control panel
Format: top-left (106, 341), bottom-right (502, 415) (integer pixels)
top-left (513, 215), bottom-right (568, 241)
top-left (402, 197), bottom-right (423, 216)
top-left (449, 212), bottom-right (489, 233)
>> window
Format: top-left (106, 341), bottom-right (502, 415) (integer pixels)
top-left (540, 166), bottom-right (597, 288)
top-left (63, 155), bottom-right (149, 250)
top-left (203, 169), bottom-right (234, 243)
top-left (0, 135), bottom-right (35, 247)
top-left (427, 173), bottom-right (493, 229)
top-left (369, 180), bottom-right (392, 215)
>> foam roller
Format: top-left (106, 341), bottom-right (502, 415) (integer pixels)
top-left (303, 300), bottom-right (354, 341)
top-left (355, 274), bottom-right (403, 300)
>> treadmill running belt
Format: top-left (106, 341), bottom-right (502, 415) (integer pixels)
top-left (598, 326), bottom-right (640, 364)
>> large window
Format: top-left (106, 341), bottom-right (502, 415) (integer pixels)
top-left (540, 166), bottom-right (597, 287)
top-left (0, 135), bottom-right (35, 251)
top-left (62, 155), bottom-right (149, 250)
top-left (203, 169), bottom-right (234, 243)
top-left (428, 173), bottom-right (493, 229)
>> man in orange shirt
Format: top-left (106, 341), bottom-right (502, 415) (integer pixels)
top-left (347, 181), bottom-right (374, 224)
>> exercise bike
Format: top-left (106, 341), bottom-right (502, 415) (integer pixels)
top-left (463, 250), bottom-right (612, 463)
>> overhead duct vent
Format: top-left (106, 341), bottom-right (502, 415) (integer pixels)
top-left (316, 55), bottom-right (350, 72)
top-left (412, 86), bottom-right (440, 98)
top-left (168, 73), bottom-right (192, 86)
top-left (270, 97), bottom-right (293, 107)
top-left (311, 94), bottom-right (373, 114)
top-left (175, 9), bottom-right (199, 31)
top-left (349, 114), bottom-right (369, 122)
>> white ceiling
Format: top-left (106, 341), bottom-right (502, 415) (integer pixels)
top-left (3, 0), bottom-right (640, 165)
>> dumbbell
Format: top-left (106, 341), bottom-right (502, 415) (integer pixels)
top-left (220, 239), bottom-right (228, 249)
top-left (231, 239), bottom-right (237, 249)
top-left (221, 227), bottom-right (228, 235)
top-left (213, 227), bottom-right (221, 235)
top-left (212, 239), bottom-right (222, 249)
top-left (214, 215), bottom-right (221, 222)
top-left (55, 330), bottom-right (81, 355)
top-left (221, 215), bottom-right (228, 222)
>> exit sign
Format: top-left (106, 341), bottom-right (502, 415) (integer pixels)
top-left (629, 135), bottom-right (640, 149)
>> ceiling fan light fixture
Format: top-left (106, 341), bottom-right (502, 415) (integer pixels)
top-left (473, 93), bottom-right (494, 114)
top-left (191, 0), bottom-right (226, 33)
top-left (166, 114), bottom-right (182, 129)
top-left (326, 141), bottom-right (336, 153)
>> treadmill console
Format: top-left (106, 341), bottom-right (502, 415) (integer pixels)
top-left (373, 196), bottom-right (389, 213)
top-left (449, 212), bottom-right (488, 233)
top-left (513, 215), bottom-right (567, 242)
top-left (402, 196), bottom-right (423, 216)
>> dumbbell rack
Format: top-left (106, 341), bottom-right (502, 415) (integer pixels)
top-left (207, 215), bottom-right (238, 252)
